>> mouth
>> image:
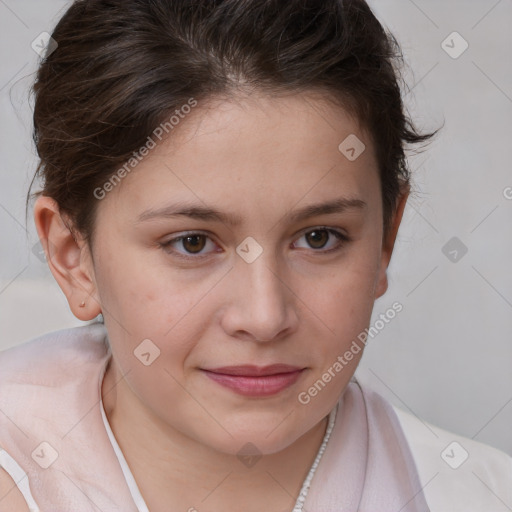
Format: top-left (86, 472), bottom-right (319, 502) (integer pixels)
top-left (200, 364), bottom-right (306, 397)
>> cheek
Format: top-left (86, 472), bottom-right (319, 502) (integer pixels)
top-left (306, 245), bottom-right (380, 329)
top-left (291, 253), bottom-right (379, 411)
top-left (93, 239), bottom-right (183, 327)
top-left (292, 252), bottom-right (381, 390)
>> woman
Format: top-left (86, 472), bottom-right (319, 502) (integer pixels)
top-left (0, 0), bottom-right (510, 510)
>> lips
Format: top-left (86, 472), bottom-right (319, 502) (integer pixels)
top-left (204, 364), bottom-right (302, 377)
top-left (201, 364), bottom-right (305, 397)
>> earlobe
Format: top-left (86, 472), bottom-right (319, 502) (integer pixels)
top-left (374, 185), bottom-right (410, 299)
top-left (33, 195), bottom-right (102, 321)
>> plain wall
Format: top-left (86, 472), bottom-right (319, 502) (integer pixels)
top-left (0, 0), bottom-right (511, 456)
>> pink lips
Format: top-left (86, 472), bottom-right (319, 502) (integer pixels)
top-left (201, 364), bottom-right (305, 397)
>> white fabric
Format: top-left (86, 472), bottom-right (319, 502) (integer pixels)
top-left (3, 403), bottom-right (512, 511)
top-left (394, 406), bottom-right (512, 512)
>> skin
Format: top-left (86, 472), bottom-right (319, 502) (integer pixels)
top-left (33, 90), bottom-right (409, 512)
top-left (0, 451), bottom-right (30, 512)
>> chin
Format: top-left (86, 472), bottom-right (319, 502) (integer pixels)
top-left (204, 414), bottom-right (310, 458)
top-left (209, 433), bottom-right (298, 459)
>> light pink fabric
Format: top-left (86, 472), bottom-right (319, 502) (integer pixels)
top-left (306, 380), bottom-right (430, 511)
top-left (0, 323), bottom-right (430, 511)
top-left (0, 323), bottom-right (134, 511)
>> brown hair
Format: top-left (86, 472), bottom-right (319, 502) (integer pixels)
top-left (28, 0), bottom-right (440, 249)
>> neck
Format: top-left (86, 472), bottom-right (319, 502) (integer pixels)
top-left (101, 357), bottom-right (330, 512)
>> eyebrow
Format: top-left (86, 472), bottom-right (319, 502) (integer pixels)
top-left (136, 197), bottom-right (367, 227)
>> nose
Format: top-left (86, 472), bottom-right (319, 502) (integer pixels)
top-left (220, 248), bottom-right (298, 343)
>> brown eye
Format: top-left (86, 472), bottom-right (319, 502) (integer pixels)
top-left (305, 230), bottom-right (329, 249)
top-left (182, 234), bottom-right (206, 253)
top-left (293, 227), bottom-right (349, 253)
top-left (160, 232), bottom-right (218, 259)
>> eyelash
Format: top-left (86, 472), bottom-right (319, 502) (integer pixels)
top-left (159, 227), bottom-right (350, 261)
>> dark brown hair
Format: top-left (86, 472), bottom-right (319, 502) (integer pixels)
top-left (28, 0), bottom-right (439, 249)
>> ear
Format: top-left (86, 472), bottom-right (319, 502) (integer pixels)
top-left (374, 184), bottom-right (410, 299)
top-left (33, 195), bottom-right (102, 321)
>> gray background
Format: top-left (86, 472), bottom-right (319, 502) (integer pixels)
top-left (0, 0), bottom-right (511, 456)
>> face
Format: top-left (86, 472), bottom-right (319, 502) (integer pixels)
top-left (55, 91), bottom-right (399, 455)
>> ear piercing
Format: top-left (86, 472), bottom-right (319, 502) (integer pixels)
top-left (79, 300), bottom-right (86, 308)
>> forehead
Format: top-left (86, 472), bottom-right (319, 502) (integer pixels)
top-left (103, 91), bottom-right (380, 222)
top-left (162, 90), bottom-right (373, 166)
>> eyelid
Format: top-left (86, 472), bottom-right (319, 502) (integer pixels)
top-left (295, 225), bottom-right (349, 240)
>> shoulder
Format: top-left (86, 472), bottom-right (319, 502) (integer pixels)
top-left (393, 405), bottom-right (512, 512)
top-left (0, 468), bottom-right (29, 512)
top-left (0, 321), bottom-right (110, 456)
top-left (0, 321), bottom-right (109, 382)
top-left (0, 448), bottom-right (30, 512)
top-left (0, 322), bottom-right (111, 511)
